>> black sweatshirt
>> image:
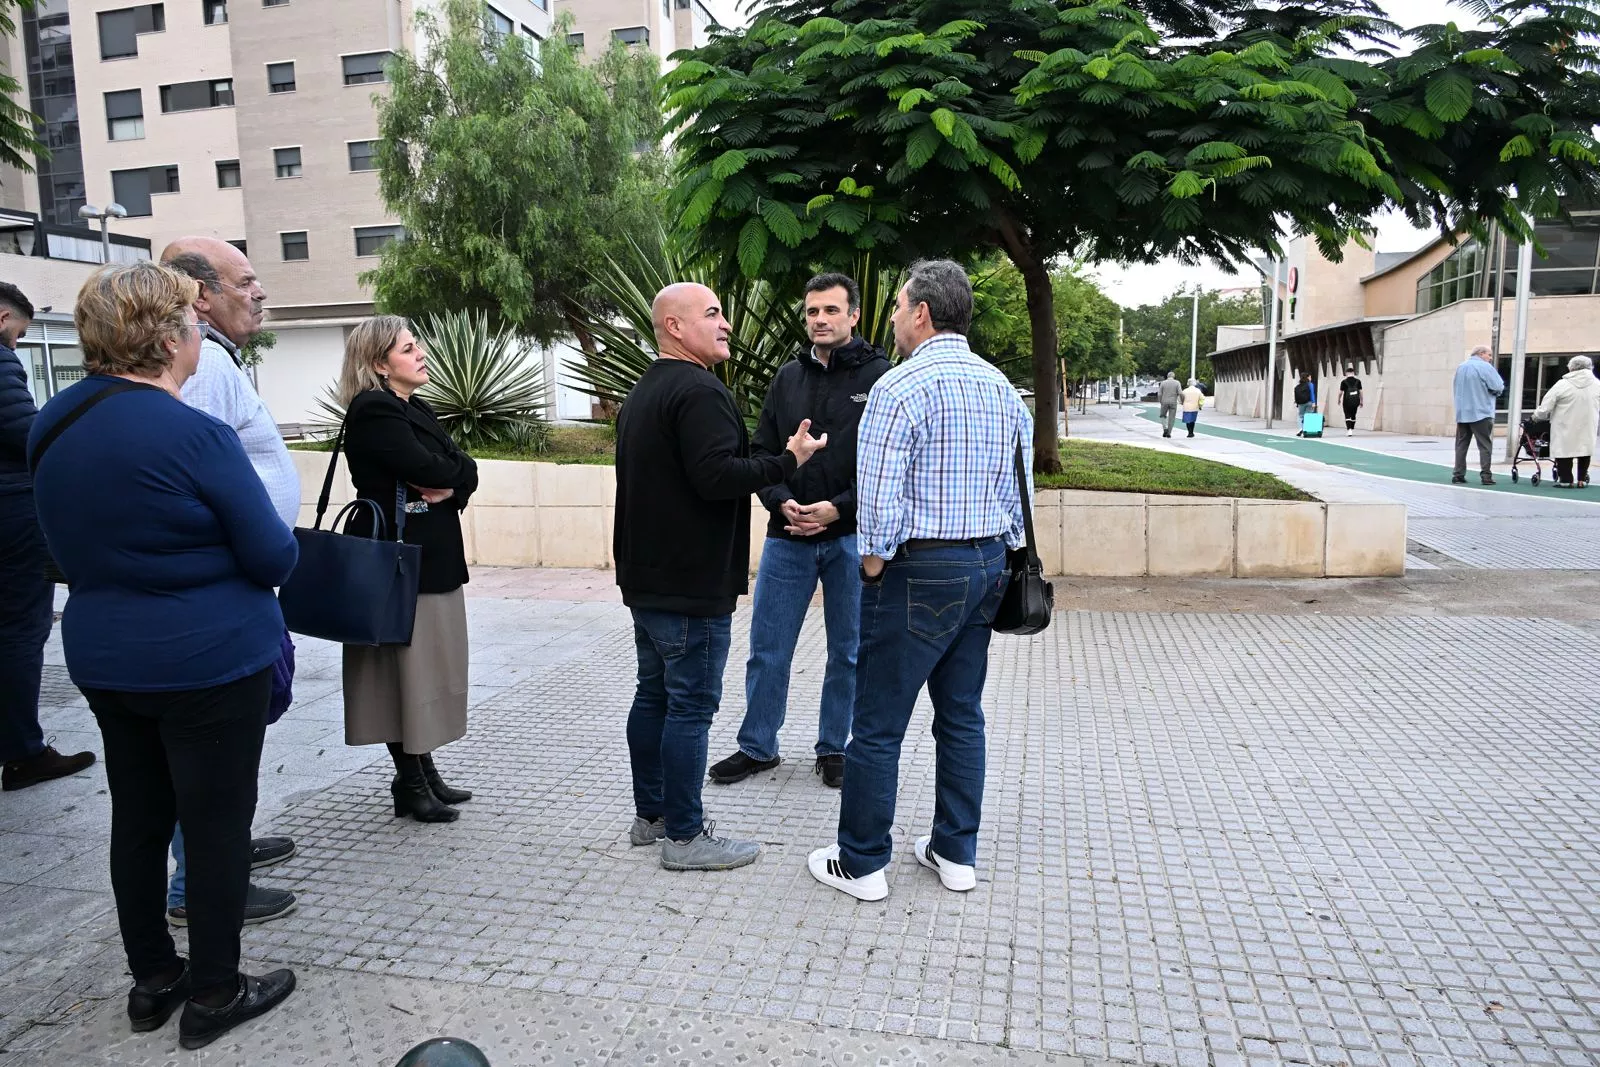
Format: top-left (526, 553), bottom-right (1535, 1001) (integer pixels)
top-left (614, 359), bottom-right (797, 616)
top-left (752, 337), bottom-right (890, 542)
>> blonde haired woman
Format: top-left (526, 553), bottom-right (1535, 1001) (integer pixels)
top-left (28, 262), bottom-right (299, 1047)
top-left (336, 316), bottom-right (478, 821)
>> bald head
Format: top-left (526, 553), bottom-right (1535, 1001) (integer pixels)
top-left (651, 282), bottom-right (730, 368)
top-left (160, 236), bottom-right (264, 347)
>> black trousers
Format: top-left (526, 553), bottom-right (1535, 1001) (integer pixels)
top-left (0, 493), bottom-right (54, 764)
top-left (1554, 456), bottom-right (1592, 484)
top-left (82, 667), bottom-right (271, 992)
top-left (1342, 397), bottom-right (1360, 430)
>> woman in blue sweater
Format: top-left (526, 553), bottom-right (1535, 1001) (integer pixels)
top-left (28, 263), bottom-right (300, 1050)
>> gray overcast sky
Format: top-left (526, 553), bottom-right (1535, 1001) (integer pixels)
top-left (707, 1), bottom-right (1487, 305)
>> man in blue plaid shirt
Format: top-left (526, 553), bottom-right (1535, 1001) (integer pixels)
top-left (808, 259), bottom-right (1033, 902)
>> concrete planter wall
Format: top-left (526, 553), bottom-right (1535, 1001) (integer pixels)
top-left (292, 453), bottom-right (1406, 578)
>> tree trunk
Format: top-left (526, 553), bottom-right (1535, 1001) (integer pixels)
top-left (995, 212), bottom-right (1062, 474)
top-left (560, 303), bottom-right (620, 420)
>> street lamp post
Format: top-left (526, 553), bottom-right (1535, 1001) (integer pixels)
top-left (1189, 287), bottom-right (1201, 383)
top-left (77, 202), bottom-right (129, 263)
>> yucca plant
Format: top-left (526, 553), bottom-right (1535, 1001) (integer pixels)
top-left (312, 309), bottom-right (549, 453)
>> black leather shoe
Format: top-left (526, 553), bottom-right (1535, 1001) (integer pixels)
top-left (1451, 475), bottom-right (1467, 484)
top-left (708, 751), bottom-right (781, 784)
top-left (250, 836), bottom-right (295, 870)
top-left (2, 744), bottom-right (96, 791)
top-left (178, 969), bottom-right (296, 1050)
top-left (128, 961), bottom-right (189, 1032)
top-left (1481, 475), bottom-right (1496, 485)
top-left (814, 754), bottom-right (844, 789)
top-left (168, 883), bottom-right (296, 927)
top-left (419, 754), bottom-right (471, 804)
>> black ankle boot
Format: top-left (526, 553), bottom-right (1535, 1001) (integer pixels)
top-left (420, 753), bottom-right (471, 804)
top-left (387, 744), bottom-right (459, 822)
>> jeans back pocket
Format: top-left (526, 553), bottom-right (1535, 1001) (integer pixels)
top-left (907, 576), bottom-right (970, 640)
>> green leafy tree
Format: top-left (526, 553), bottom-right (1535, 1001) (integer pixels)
top-left (663, 0), bottom-right (1600, 473)
top-left (0, 1), bottom-right (47, 179)
top-left (367, 1), bottom-right (665, 352)
top-left (1123, 289), bottom-right (1263, 382)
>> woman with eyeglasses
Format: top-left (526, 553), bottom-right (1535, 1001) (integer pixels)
top-left (27, 262), bottom-right (300, 1049)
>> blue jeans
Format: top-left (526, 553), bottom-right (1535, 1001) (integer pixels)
top-left (837, 539), bottom-right (1009, 877)
top-left (0, 493), bottom-right (52, 765)
top-left (626, 608), bottom-right (732, 842)
top-left (737, 535), bottom-right (859, 762)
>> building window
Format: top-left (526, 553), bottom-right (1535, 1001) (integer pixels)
top-left (347, 140), bottom-right (377, 172)
top-left (281, 231), bottom-right (309, 261)
top-left (105, 89), bottom-right (144, 141)
top-left (567, 32), bottom-right (583, 47)
top-left (203, 0), bottom-right (227, 25)
top-left (160, 78), bottom-right (233, 112)
top-left (342, 52), bottom-right (391, 86)
top-left (228, 239), bottom-right (247, 254)
top-left (267, 61), bottom-right (295, 93)
top-left (274, 146), bottom-right (302, 178)
top-left (354, 225), bottom-right (404, 257)
top-left (529, 0), bottom-right (546, 9)
top-left (485, 4), bottom-right (513, 39)
top-left (216, 158), bottom-right (240, 188)
top-left (98, 4), bottom-right (165, 60)
top-left (263, 0), bottom-right (288, 6)
top-left (111, 163), bottom-right (178, 217)
top-left (612, 26), bottom-right (648, 46)
top-left (521, 24), bottom-right (543, 42)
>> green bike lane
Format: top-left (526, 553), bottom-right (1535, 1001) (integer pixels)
top-left (1135, 405), bottom-right (1572, 498)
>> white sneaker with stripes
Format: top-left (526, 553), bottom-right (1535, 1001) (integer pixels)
top-left (807, 845), bottom-right (888, 901)
top-left (914, 835), bottom-right (976, 892)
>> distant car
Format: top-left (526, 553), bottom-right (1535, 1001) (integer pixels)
top-left (1141, 389), bottom-right (1159, 402)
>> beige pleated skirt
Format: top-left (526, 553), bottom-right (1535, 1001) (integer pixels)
top-left (343, 587), bottom-right (469, 753)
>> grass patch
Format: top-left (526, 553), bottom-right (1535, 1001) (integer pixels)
top-left (295, 428), bottom-right (1308, 500)
top-left (1038, 440), bottom-right (1311, 500)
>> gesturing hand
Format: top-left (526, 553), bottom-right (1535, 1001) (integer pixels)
top-left (786, 419), bottom-right (828, 467)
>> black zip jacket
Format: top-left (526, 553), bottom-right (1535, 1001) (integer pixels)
top-left (0, 343), bottom-right (37, 496)
top-left (752, 336), bottom-right (891, 541)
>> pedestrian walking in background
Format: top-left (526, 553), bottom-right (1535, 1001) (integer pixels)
top-left (614, 282), bottom-right (827, 871)
top-left (1180, 378), bottom-right (1205, 437)
top-left (0, 281), bottom-right (96, 792)
top-left (1532, 355), bottom-right (1600, 488)
top-left (1452, 345), bottom-right (1505, 485)
top-left (807, 259), bottom-right (1031, 903)
top-left (161, 238), bottom-right (299, 927)
top-left (709, 273), bottom-right (889, 792)
top-left (1338, 366), bottom-right (1363, 436)
top-left (28, 263), bottom-right (300, 1049)
top-left (1157, 372), bottom-right (1182, 437)
top-left (1294, 374), bottom-right (1316, 435)
top-left (336, 317), bottom-right (480, 823)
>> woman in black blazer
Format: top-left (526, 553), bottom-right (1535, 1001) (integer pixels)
top-left (334, 316), bottom-right (479, 822)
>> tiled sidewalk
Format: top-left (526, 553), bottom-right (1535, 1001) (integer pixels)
top-left (3, 583), bottom-right (1599, 1066)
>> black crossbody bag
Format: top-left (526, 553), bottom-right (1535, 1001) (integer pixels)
top-left (992, 440), bottom-right (1054, 635)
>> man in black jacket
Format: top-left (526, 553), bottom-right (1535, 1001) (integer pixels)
top-left (615, 282), bottom-right (827, 871)
top-left (709, 273), bottom-right (890, 790)
top-left (0, 282), bottom-right (96, 790)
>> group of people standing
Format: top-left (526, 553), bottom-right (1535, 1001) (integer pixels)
top-left (613, 260), bottom-right (1033, 900)
top-left (1453, 344), bottom-right (1600, 487)
top-left (1, 243), bottom-right (480, 1049)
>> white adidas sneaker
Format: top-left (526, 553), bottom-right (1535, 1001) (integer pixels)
top-left (914, 836), bottom-right (976, 892)
top-left (807, 845), bottom-right (888, 901)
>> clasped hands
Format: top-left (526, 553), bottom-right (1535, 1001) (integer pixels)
top-left (781, 418), bottom-right (832, 536)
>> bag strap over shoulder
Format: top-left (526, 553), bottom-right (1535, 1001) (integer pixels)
top-left (314, 417), bottom-right (408, 543)
top-left (1012, 438), bottom-right (1039, 567)
top-left (28, 379), bottom-right (151, 473)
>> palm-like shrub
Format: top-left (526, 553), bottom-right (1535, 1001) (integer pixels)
top-left (313, 309), bottom-right (549, 453)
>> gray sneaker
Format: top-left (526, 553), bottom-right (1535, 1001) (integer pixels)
top-left (629, 815), bottom-right (666, 846)
top-left (659, 822), bottom-right (760, 871)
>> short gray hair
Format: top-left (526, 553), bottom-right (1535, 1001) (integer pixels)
top-left (1571, 355), bottom-right (1594, 372)
top-left (1469, 344), bottom-right (1492, 360)
top-left (904, 259), bottom-right (972, 335)
top-left (163, 251), bottom-right (223, 294)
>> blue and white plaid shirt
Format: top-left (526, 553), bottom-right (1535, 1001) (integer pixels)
top-left (855, 333), bottom-right (1034, 560)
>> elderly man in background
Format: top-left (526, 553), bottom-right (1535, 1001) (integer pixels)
top-left (1156, 371), bottom-right (1182, 437)
top-left (0, 281), bottom-right (97, 791)
top-left (1452, 344), bottom-right (1505, 485)
top-left (159, 238), bottom-right (299, 925)
top-left (613, 282), bottom-right (826, 872)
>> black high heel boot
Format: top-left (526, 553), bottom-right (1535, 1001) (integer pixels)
top-left (387, 743), bottom-right (459, 822)
top-left (420, 753), bottom-right (471, 804)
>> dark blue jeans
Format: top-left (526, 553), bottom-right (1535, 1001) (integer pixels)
top-left (0, 492), bottom-right (53, 764)
top-left (626, 608), bottom-right (732, 842)
top-left (837, 539), bottom-right (1009, 877)
top-left (737, 534), bottom-right (858, 762)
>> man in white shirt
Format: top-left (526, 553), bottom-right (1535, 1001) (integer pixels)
top-left (160, 237), bottom-right (301, 927)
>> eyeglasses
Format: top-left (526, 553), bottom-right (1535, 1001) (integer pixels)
top-left (185, 320), bottom-right (205, 335)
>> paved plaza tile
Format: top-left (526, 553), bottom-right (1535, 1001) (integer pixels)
top-left (2, 585), bottom-right (1599, 1066)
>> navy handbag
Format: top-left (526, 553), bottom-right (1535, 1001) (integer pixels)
top-left (277, 426), bottom-right (422, 646)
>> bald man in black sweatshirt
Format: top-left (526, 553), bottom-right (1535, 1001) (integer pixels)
top-left (614, 282), bottom-right (826, 872)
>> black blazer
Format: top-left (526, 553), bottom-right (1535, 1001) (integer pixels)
top-left (341, 388), bottom-right (479, 594)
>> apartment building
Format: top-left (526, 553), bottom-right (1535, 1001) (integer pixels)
top-left (556, 0), bottom-right (723, 65)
